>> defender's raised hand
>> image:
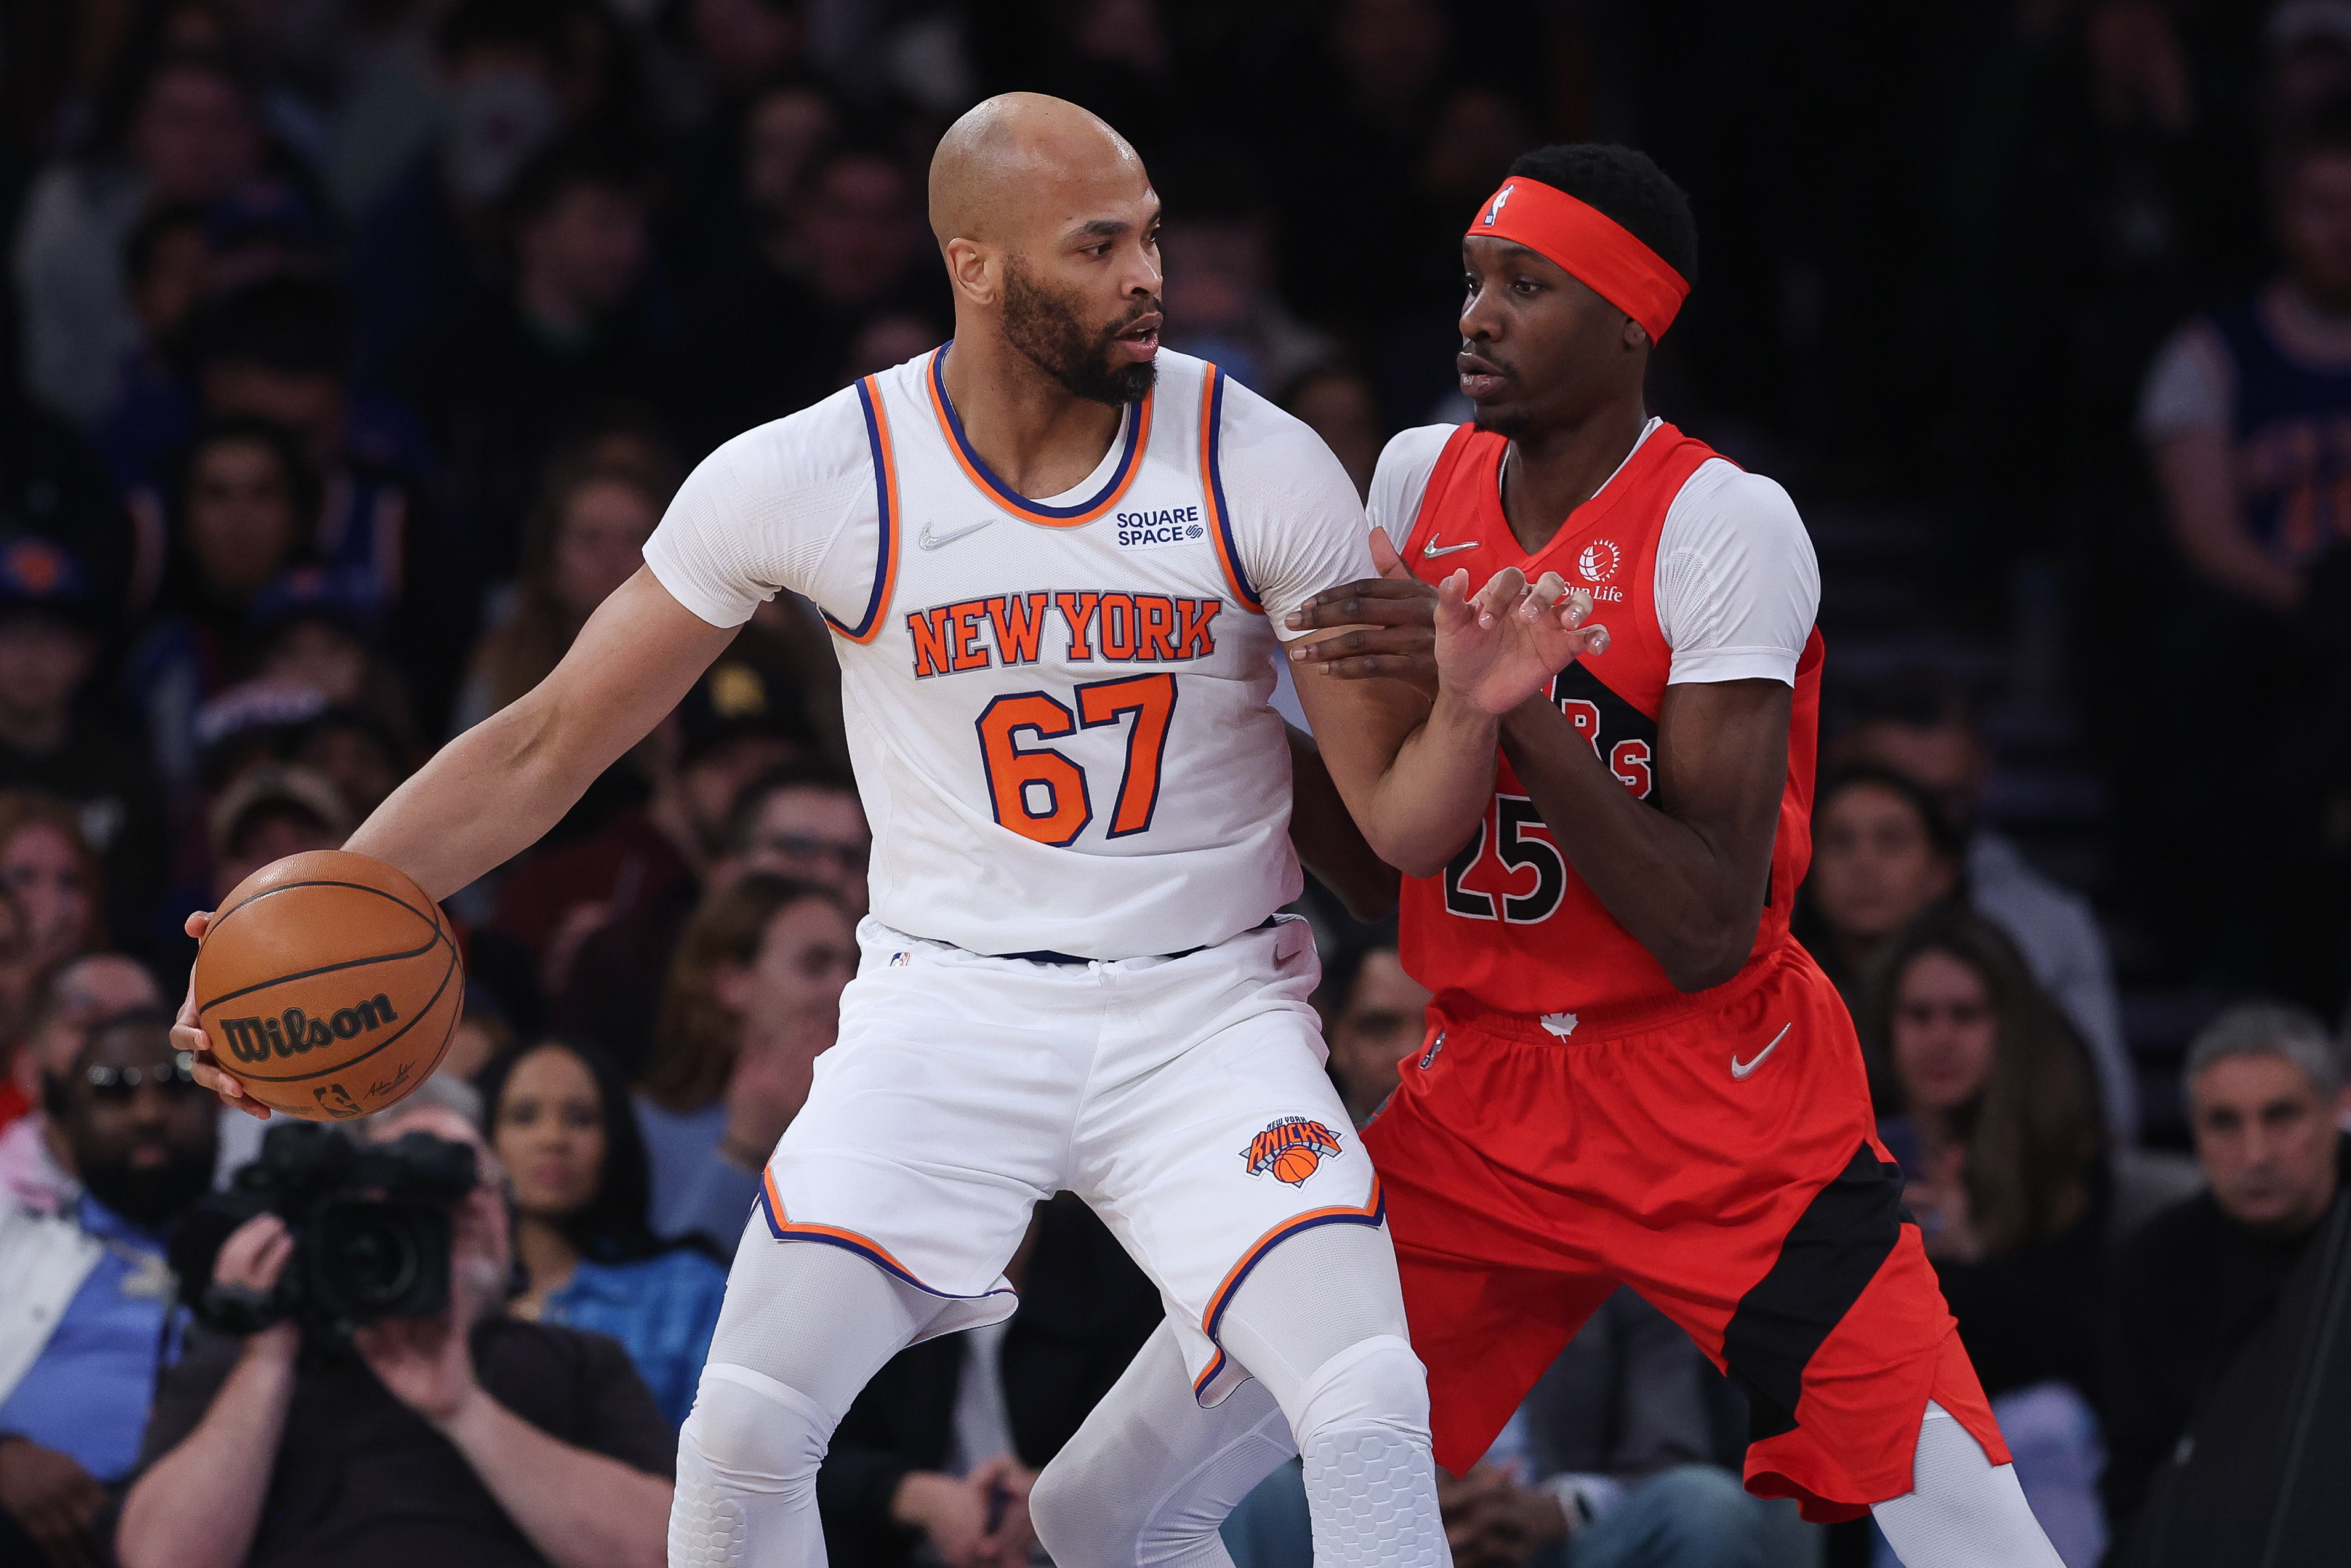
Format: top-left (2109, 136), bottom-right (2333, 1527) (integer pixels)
top-left (1434, 565), bottom-right (1609, 717)
top-left (1284, 530), bottom-right (1440, 696)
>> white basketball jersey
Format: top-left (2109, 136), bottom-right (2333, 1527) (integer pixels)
top-left (644, 347), bottom-right (1375, 959)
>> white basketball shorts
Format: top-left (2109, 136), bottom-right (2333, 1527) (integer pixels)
top-left (755, 912), bottom-right (1388, 1404)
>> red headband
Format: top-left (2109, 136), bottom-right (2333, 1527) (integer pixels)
top-left (1468, 177), bottom-right (1689, 340)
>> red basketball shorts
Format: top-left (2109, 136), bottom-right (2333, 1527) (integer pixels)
top-left (1359, 940), bottom-right (2007, 1522)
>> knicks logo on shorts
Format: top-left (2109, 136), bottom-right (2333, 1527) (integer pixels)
top-left (1242, 1116), bottom-right (1343, 1186)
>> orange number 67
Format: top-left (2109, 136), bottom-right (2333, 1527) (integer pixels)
top-left (975, 673), bottom-right (1178, 846)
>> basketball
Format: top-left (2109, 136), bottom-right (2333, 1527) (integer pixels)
top-left (193, 850), bottom-right (465, 1122)
top-left (1270, 1147), bottom-right (1320, 1186)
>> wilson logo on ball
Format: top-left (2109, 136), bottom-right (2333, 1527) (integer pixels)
top-left (1241, 1116), bottom-right (1343, 1186)
top-left (218, 995), bottom-right (400, 1063)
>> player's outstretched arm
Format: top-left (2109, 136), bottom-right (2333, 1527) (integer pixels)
top-left (346, 565), bottom-right (734, 896)
top-left (177, 568), bottom-right (734, 1112)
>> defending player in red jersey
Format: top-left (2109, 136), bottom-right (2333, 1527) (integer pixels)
top-left (1287, 145), bottom-right (2068, 1564)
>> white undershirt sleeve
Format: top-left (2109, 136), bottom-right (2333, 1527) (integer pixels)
top-left (1216, 377), bottom-right (1380, 638)
top-left (1653, 460), bottom-right (1820, 688)
top-left (1365, 424), bottom-right (1458, 552)
top-left (641, 385), bottom-right (878, 630)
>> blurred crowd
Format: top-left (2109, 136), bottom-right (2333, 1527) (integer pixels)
top-left (2, 1), bottom-right (2351, 1566)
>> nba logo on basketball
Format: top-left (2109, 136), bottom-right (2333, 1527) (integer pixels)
top-left (1242, 1117), bottom-right (1343, 1186)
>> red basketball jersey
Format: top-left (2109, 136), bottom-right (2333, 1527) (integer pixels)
top-left (1396, 422), bottom-right (1824, 1024)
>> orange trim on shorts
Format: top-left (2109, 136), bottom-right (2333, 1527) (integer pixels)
top-left (757, 1167), bottom-right (1014, 1304)
top-left (1192, 1175), bottom-right (1387, 1398)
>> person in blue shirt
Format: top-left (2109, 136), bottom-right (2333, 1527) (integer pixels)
top-left (478, 1035), bottom-right (726, 1429)
top-left (0, 1009), bottom-right (215, 1567)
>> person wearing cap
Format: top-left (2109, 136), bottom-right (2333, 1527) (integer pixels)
top-left (206, 762), bottom-right (353, 904)
top-left (0, 537), bottom-right (172, 951)
top-left (1269, 144), bottom-right (2067, 1566)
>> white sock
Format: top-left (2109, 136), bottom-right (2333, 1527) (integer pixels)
top-left (1869, 1402), bottom-right (2065, 1568)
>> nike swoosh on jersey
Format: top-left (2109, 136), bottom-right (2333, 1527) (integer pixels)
top-left (918, 519), bottom-right (995, 550)
top-left (1730, 1023), bottom-right (1793, 1080)
top-left (1421, 534), bottom-right (1478, 558)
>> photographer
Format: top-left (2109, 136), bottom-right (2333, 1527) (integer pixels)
top-left (113, 1088), bottom-right (674, 1568)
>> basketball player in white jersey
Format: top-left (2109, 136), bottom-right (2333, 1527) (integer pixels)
top-left (173, 94), bottom-right (1556, 1566)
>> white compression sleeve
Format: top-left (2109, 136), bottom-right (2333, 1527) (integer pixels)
top-left (1216, 1224), bottom-right (1451, 1568)
top-left (1869, 1402), bottom-right (2064, 1568)
top-left (1031, 1322), bottom-right (1296, 1568)
top-left (670, 1225), bottom-right (955, 1567)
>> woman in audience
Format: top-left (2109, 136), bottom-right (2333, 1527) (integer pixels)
top-left (634, 873), bottom-right (858, 1248)
top-left (1860, 906), bottom-right (2111, 1567)
top-left (0, 792), bottom-right (105, 974)
top-left (479, 1035), bottom-right (728, 1429)
top-left (124, 417), bottom-right (321, 805)
top-left (1794, 764), bottom-right (1964, 1010)
top-left (453, 454), bottom-right (673, 732)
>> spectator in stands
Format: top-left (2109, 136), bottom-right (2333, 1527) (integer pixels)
top-left (502, 659), bottom-right (805, 1063)
top-left (205, 762), bottom-right (350, 903)
top-left (2137, 96), bottom-right (2351, 995)
top-left (0, 793), bottom-right (105, 979)
top-left (1283, 366), bottom-right (1386, 499)
top-left (711, 762), bottom-right (869, 911)
top-left (1226, 1289), bottom-right (1783, 1568)
top-left (290, 704), bottom-right (411, 822)
top-left (1791, 766), bottom-right (1962, 1009)
top-left (14, 51), bottom-right (270, 427)
top-left (1322, 945), bottom-right (1430, 1125)
top-left (478, 1037), bottom-right (727, 1428)
top-left (236, 566), bottom-right (417, 755)
top-left (1860, 908), bottom-right (2110, 1566)
top-left (455, 454), bottom-right (673, 731)
top-left (124, 417), bottom-right (321, 803)
top-left (689, 141), bottom-right (935, 441)
top-left (820, 1195), bottom-right (1163, 1568)
top-left (1836, 673), bottom-right (2137, 1140)
top-left (401, 137), bottom-right (680, 583)
top-left (635, 874), bottom-right (854, 1248)
top-left (0, 1011), bottom-right (213, 1568)
top-left (1158, 148), bottom-right (1336, 401)
top-left (348, 0), bottom-right (592, 372)
top-left (0, 957), bottom-right (171, 1211)
top-left (2104, 1002), bottom-right (2350, 1535)
top-left (114, 1091), bottom-right (676, 1568)
top-left (0, 538), bottom-right (172, 949)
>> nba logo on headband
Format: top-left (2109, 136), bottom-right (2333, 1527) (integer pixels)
top-left (1482, 184), bottom-right (1514, 227)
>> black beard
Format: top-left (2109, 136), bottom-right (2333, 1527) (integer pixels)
top-left (79, 1144), bottom-right (217, 1231)
top-left (1002, 261), bottom-right (1157, 407)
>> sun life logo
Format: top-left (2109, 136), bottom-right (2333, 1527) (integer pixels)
top-left (1577, 540), bottom-right (1621, 584)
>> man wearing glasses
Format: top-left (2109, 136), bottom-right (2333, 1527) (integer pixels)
top-left (0, 1010), bottom-right (214, 1568)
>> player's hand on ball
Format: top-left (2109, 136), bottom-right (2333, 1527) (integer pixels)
top-left (1434, 566), bottom-right (1609, 717)
top-left (1284, 531), bottom-right (1439, 696)
top-left (174, 909), bottom-right (268, 1120)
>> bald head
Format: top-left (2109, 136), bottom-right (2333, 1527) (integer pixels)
top-left (929, 93), bottom-right (1147, 249)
